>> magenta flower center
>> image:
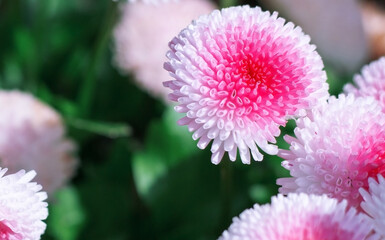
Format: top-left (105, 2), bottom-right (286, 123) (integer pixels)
top-left (0, 221), bottom-right (20, 240)
top-left (201, 29), bottom-right (310, 126)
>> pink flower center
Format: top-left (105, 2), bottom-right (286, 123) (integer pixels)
top-left (0, 221), bottom-right (20, 240)
top-left (201, 28), bottom-right (310, 126)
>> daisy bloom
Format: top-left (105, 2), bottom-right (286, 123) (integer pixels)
top-left (113, 0), bottom-right (216, 99)
top-left (219, 193), bottom-right (374, 240)
top-left (164, 5), bottom-right (328, 164)
top-left (360, 174), bottom-right (385, 238)
top-left (344, 57), bottom-right (385, 111)
top-left (0, 168), bottom-right (48, 240)
top-left (0, 90), bottom-right (77, 195)
top-left (277, 94), bottom-right (385, 209)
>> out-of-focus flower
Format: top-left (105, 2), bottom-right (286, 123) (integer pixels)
top-left (219, 193), bottom-right (373, 240)
top-left (277, 94), bottom-right (385, 209)
top-left (361, 2), bottom-right (385, 60)
top-left (164, 5), bottom-right (328, 164)
top-left (261, 0), bottom-right (369, 73)
top-left (344, 57), bottom-right (385, 111)
top-left (360, 174), bottom-right (385, 239)
top-left (0, 90), bottom-right (77, 195)
top-left (0, 168), bottom-right (48, 240)
top-left (113, 0), bottom-right (216, 99)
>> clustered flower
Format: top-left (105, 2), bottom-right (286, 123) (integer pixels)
top-left (220, 193), bottom-right (374, 240)
top-left (0, 168), bottom-right (48, 239)
top-left (163, 5), bottom-right (328, 164)
top-left (161, 4), bottom-right (385, 240)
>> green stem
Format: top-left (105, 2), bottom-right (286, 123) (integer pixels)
top-left (77, 1), bottom-right (118, 117)
top-left (220, 156), bottom-right (233, 229)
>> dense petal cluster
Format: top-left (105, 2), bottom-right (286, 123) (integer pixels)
top-left (277, 94), bottom-right (385, 209)
top-left (360, 175), bottom-right (385, 238)
top-left (0, 90), bottom-right (77, 195)
top-left (0, 168), bottom-right (48, 240)
top-left (113, 0), bottom-right (215, 99)
top-left (344, 57), bottom-right (385, 111)
top-left (164, 5), bottom-right (328, 164)
top-left (219, 193), bottom-right (373, 240)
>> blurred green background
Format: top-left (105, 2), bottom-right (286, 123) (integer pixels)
top-left (0, 0), bottom-right (375, 239)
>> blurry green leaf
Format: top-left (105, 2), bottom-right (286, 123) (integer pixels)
top-left (67, 118), bottom-right (131, 138)
top-left (3, 57), bottom-right (22, 87)
top-left (48, 186), bottom-right (85, 240)
top-left (249, 184), bottom-right (271, 203)
top-left (14, 27), bottom-right (36, 64)
top-left (132, 106), bottom-right (199, 197)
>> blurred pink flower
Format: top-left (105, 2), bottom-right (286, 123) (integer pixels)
top-left (164, 5), bottom-right (329, 164)
top-left (360, 174), bottom-right (385, 239)
top-left (0, 90), bottom-right (77, 195)
top-left (344, 57), bottom-right (385, 110)
top-left (113, 0), bottom-right (216, 99)
top-left (278, 94), bottom-right (385, 209)
top-left (127, 0), bottom-right (178, 4)
top-left (219, 193), bottom-right (373, 240)
top-left (361, 2), bottom-right (385, 60)
top-left (0, 168), bottom-right (48, 240)
top-left (261, 0), bottom-right (369, 73)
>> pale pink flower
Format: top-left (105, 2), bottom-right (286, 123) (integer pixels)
top-left (164, 5), bottom-right (329, 164)
top-left (113, 0), bottom-right (216, 99)
top-left (360, 174), bottom-right (385, 239)
top-left (219, 193), bottom-right (374, 240)
top-left (261, 0), bottom-right (369, 72)
top-left (0, 90), bottom-right (77, 195)
top-left (0, 168), bottom-right (48, 240)
top-left (278, 94), bottom-right (385, 209)
top-left (344, 57), bottom-right (385, 111)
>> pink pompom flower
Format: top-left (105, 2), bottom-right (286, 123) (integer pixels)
top-left (277, 94), bottom-right (385, 209)
top-left (0, 168), bottom-right (48, 240)
top-left (360, 174), bottom-right (385, 238)
top-left (344, 57), bottom-right (385, 110)
top-left (219, 193), bottom-right (374, 240)
top-left (164, 5), bottom-right (328, 164)
top-left (0, 90), bottom-right (77, 195)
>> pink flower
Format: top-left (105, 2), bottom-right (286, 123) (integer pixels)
top-left (0, 90), bottom-right (77, 195)
top-left (0, 168), bottom-right (48, 240)
top-left (360, 174), bottom-right (385, 238)
top-left (113, 0), bottom-right (216, 99)
top-left (219, 193), bottom-right (374, 240)
top-left (164, 5), bottom-right (329, 164)
top-left (344, 57), bottom-right (385, 111)
top-left (277, 94), bottom-right (385, 209)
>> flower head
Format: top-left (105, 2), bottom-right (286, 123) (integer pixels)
top-left (277, 94), bottom-right (385, 209)
top-left (344, 57), bottom-right (385, 111)
top-left (0, 90), bottom-right (77, 195)
top-left (164, 5), bottom-right (328, 164)
top-left (113, 0), bottom-right (216, 99)
top-left (0, 168), bottom-right (48, 239)
top-left (219, 193), bottom-right (373, 240)
top-left (360, 174), bottom-right (385, 238)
